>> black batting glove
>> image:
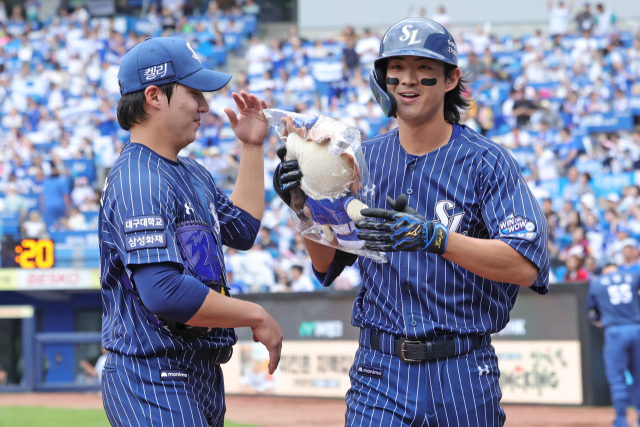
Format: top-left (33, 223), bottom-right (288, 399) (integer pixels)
top-left (273, 145), bottom-right (303, 207)
top-left (355, 194), bottom-right (449, 254)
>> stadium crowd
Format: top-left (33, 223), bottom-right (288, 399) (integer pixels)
top-left (0, 0), bottom-right (640, 290)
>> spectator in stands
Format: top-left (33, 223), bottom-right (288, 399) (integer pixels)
top-left (354, 28), bottom-right (379, 70)
top-left (259, 227), bottom-right (279, 259)
top-left (242, 0), bottom-right (260, 16)
top-left (557, 128), bottom-right (580, 172)
top-left (575, 2), bottom-right (595, 34)
top-left (285, 66), bottom-right (315, 92)
top-left (430, 6), bottom-right (450, 27)
top-left (502, 126), bottom-right (532, 149)
top-left (246, 34), bottom-right (269, 76)
top-left (561, 226), bottom-right (590, 260)
top-left (66, 206), bottom-right (88, 231)
top-left (618, 239), bottom-right (640, 273)
top-left (511, 88), bottom-right (537, 128)
top-left (342, 36), bottom-right (359, 78)
top-left (290, 264), bottom-right (314, 292)
top-left (594, 3), bottom-right (614, 35)
top-left (564, 254), bottom-right (590, 282)
top-left (40, 168), bottom-right (69, 230)
top-left (548, 0), bottom-right (572, 36)
top-left (242, 243), bottom-right (276, 292)
top-left (0, 184), bottom-right (29, 221)
top-left (226, 271), bottom-right (248, 295)
top-left (21, 210), bottom-right (48, 239)
top-left (465, 52), bottom-right (486, 83)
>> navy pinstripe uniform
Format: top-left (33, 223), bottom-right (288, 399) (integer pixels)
top-left (587, 271), bottom-right (640, 427)
top-left (98, 142), bottom-right (259, 426)
top-left (341, 124), bottom-right (549, 427)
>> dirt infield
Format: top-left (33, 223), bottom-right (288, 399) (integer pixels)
top-left (0, 392), bottom-right (635, 426)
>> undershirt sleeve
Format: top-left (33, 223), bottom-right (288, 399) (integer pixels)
top-left (131, 262), bottom-right (210, 324)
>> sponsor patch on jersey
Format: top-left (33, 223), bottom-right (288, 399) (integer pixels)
top-left (125, 232), bottom-right (167, 252)
top-left (356, 364), bottom-right (384, 379)
top-left (498, 213), bottom-right (538, 242)
top-left (138, 61), bottom-right (175, 83)
top-left (124, 215), bottom-right (164, 233)
top-left (159, 369), bottom-right (188, 381)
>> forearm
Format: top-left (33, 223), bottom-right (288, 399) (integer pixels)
top-left (442, 232), bottom-right (539, 287)
top-left (186, 290), bottom-right (268, 328)
top-left (303, 237), bottom-right (336, 273)
top-left (230, 143), bottom-right (264, 220)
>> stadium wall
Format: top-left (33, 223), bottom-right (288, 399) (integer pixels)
top-left (0, 284), bottom-right (610, 404)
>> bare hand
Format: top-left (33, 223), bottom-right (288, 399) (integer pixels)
top-left (224, 91), bottom-right (269, 147)
top-left (251, 309), bottom-right (283, 375)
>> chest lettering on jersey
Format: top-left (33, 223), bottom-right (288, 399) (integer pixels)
top-left (434, 200), bottom-right (464, 233)
top-left (184, 202), bottom-right (194, 215)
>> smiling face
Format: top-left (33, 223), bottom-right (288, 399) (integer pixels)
top-left (385, 56), bottom-right (459, 125)
top-left (156, 83), bottom-right (209, 151)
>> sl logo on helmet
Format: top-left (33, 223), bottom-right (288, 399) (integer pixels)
top-left (399, 25), bottom-right (422, 46)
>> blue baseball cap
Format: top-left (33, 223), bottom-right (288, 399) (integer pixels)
top-left (117, 37), bottom-right (232, 95)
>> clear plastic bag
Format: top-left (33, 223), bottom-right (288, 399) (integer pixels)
top-left (264, 109), bottom-right (387, 263)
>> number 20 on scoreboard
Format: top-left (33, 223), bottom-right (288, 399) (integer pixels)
top-left (14, 239), bottom-right (55, 269)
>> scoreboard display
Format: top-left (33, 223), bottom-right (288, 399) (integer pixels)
top-left (1, 239), bottom-right (55, 269)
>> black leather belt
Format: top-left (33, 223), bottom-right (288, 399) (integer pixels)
top-left (165, 346), bottom-right (233, 365)
top-left (365, 328), bottom-right (484, 363)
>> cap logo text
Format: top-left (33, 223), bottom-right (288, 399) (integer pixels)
top-left (138, 61), bottom-right (176, 84)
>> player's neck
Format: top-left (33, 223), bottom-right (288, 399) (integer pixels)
top-left (130, 126), bottom-right (180, 162)
top-left (396, 114), bottom-right (452, 157)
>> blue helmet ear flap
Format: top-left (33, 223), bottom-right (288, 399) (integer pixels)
top-left (369, 67), bottom-right (397, 118)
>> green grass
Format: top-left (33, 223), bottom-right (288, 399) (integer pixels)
top-left (0, 406), bottom-right (260, 427)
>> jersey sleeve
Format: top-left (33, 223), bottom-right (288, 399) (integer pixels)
top-left (214, 185), bottom-right (261, 251)
top-left (585, 280), bottom-right (600, 321)
top-left (102, 168), bottom-right (182, 268)
top-left (479, 148), bottom-right (550, 294)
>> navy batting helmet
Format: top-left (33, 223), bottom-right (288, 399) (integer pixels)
top-left (370, 18), bottom-right (458, 118)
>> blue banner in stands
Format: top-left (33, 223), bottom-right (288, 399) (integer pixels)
top-left (63, 159), bottom-right (96, 181)
top-left (579, 113), bottom-right (634, 133)
top-left (590, 172), bottom-right (635, 197)
top-left (49, 231), bottom-right (99, 246)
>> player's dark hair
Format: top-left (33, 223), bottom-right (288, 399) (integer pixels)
top-left (117, 82), bottom-right (177, 131)
top-left (443, 64), bottom-right (469, 124)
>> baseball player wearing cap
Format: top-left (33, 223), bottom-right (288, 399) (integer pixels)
top-left (587, 264), bottom-right (640, 427)
top-left (274, 18), bottom-right (549, 426)
top-left (99, 37), bottom-right (282, 427)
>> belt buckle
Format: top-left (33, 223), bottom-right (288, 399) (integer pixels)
top-left (399, 340), bottom-right (423, 363)
top-left (213, 347), bottom-right (233, 365)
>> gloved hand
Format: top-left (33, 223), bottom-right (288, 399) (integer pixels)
top-left (355, 194), bottom-right (449, 254)
top-left (273, 145), bottom-right (302, 207)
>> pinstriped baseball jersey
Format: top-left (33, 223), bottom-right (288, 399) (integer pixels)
top-left (587, 272), bottom-right (640, 328)
top-left (99, 142), bottom-right (260, 356)
top-left (354, 124), bottom-right (549, 340)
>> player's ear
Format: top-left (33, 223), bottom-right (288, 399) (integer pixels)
top-left (444, 67), bottom-right (460, 93)
top-left (144, 85), bottom-right (163, 110)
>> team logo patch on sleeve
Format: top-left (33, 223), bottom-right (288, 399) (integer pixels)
top-left (125, 232), bottom-right (168, 252)
top-left (159, 369), bottom-right (188, 381)
top-left (357, 364), bottom-right (384, 379)
top-left (498, 213), bottom-right (538, 242)
top-left (124, 215), bottom-right (165, 233)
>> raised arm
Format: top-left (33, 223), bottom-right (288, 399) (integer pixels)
top-left (224, 91), bottom-right (269, 220)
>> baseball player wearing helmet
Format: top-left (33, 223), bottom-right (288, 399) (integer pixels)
top-left (587, 264), bottom-right (640, 427)
top-left (274, 18), bottom-right (549, 426)
top-left (99, 37), bottom-right (282, 427)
